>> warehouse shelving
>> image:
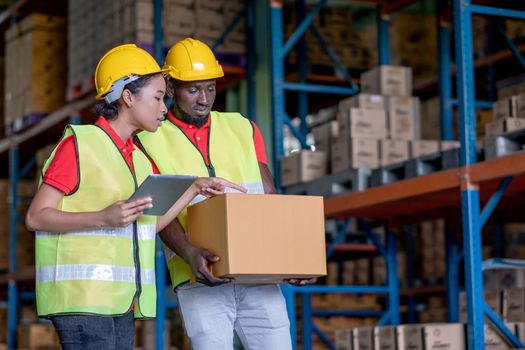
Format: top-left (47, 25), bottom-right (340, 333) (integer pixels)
top-left (0, 1), bottom-right (256, 349)
top-left (270, 0), bottom-right (525, 349)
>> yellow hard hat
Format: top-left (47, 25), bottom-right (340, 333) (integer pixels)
top-left (95, 44), bottom-right (169, 102)
top-left (164, 38), bottom-right (224, 81)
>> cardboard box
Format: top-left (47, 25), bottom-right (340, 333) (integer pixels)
top-left (331, 137), bottom-right (379, 171)
top-left (422, 323), bottom-right (466, 350)
top-left (493, 96), bottom-right (519, 119)
top-left (484, 324), bottom-right (512, 350)
top-left (312, 121), bottom-right (338, 155)
top-left (440, 141), bottom-right (460, 152)
top-left (338, 108), bottom-right (388, 139)
top-left (397, 324), bottom-right (423, 350)
top-left (280, 150), bottom-right (327, 187)
top-left (353, 327), bottom-right (374, 350)
top-left (361, 65), bottom-right (412, 96)
top-left (334, 329), bottom-right (353, 350)
top-left (386, 96), bottom-right (421, 140)
top-left (460, 290), bottom-right (501, 322)
top-left (499, 269), bottom-right (525, 289)
top-left (410, 140), bottom-right (440, 158)
top-left (379, 139), bottom-right (410, 166)
top-left (504, 288), bottom-right (525, 322)
top-left (485, 117), bottom-right (525, 136)
top-left (338, 94), bottom-right (386, 112)
top-left (516, 92), bottom-right (525, 118)
top-left (512, 322), bottom-right (525, 343)
top-left (17, 323), bottom-right (60, 349)
top-left (187, 194), bottom-right (327, 283)
top-left (374, 326), bottom-right (396, 350)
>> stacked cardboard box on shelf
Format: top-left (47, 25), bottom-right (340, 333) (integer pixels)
top-left (68, 0), bottom-right (246, 99)
top-left (335, 323), bottom-right (467, 350)
top-left (280, 64), bottom-right (462, 188)
top-left (332, 64), bottom-right (425, 172)
top-left (4, 14), bottom-right (66, 134)
top-left (285, 5), bottom-right (372, 70)
top-left (0, 180), bottom-right (36, 270)
top-left (360, 13), bottom-right (438, 84)
top-left (485, 92), bottom-right (525, 137)
top-left (419, 219), bottom-right (446, 283)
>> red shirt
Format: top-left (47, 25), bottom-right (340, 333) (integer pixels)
top-left (165, 110), bottom-right (268, 166)
top-left (43, 116), bottom-right (153, 195)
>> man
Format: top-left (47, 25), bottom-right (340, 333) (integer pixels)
top-left (137, 38), bottom-right (313, 349)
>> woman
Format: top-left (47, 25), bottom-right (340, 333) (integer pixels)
top-left (25, 44), bottom-right (245, 350)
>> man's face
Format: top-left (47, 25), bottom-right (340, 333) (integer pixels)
top-left (172, 79), bottom-right (216, 123)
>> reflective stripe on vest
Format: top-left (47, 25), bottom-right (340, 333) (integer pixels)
top-left (37, 265), bottom-right (155, 284)
top-left (36, 125), bottom-right (157, 318)
top-left (36, 224), bottom-right (156, 241)
top-left (137, 112), bottom-right (264, 288)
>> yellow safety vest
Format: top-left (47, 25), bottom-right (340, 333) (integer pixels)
top-left (35, 125), bottom-right (157, 318)
top-left (137, 111), bottom-right (264, 287)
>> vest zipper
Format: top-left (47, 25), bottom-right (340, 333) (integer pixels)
top-left (169, 114), bottom-right (216, 177)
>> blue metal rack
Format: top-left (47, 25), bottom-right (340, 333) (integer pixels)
top-left (269, 0), bottom-right (525, 349)
top-left (453, 2), bottom-right (525, 349)
top-left (269, 2), bottom-right (404, 348)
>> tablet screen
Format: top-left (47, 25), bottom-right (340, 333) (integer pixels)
top-left (129, 174), bottom-right (197, 216)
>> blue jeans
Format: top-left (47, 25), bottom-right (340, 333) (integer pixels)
top-left (50, 312), bottom-right (134, 350)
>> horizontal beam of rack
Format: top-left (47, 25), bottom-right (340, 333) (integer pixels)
top-left (0, 267), bottom-right (34, 285)
top-left (0, 96), bottom-right (94, 154)
top-left (325, 152), bottom-right (525, 221)
top-left (414, 43), bottom-right (525, 92)
top-left (0, 0), bottom-right (29, 26)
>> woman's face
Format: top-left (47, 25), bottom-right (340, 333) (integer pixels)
top-left (132, 74), bottom-right (167, 132)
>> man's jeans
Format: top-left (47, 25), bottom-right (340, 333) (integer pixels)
top-left (51, 312), bottom-right (134, 350)
top-left (176, 283), bottom-right (292, 350)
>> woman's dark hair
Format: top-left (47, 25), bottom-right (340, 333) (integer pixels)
top-left (94, 73), bottom-right (158, 119)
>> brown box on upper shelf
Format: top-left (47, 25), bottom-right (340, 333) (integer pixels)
top-left (485, 117), bottom-right (525, 136)
top-left (493, 95), bottom-right (519, 119)
top-left (331, 137), bottom-right (379, 171)
top-left (379, 139), bottom-right (409, 166)
top-left (338, 108), bottom-right (388, 139)
top-left (311, 121), bottom-right (338, 161)
top-left (440, 140), bottom-right (460, 152)
top-left (386, 96), bottom-right (421, 140)
top-left (187, 194), bottom-right (326, 283)
top-left (360, 65), bottom-right (412, 97)
top-left (280, 150), bottom-right (326, 187)
top-left (410, 140), bottom-right (440, 158)
top-left (338, 94), bottom-right (386, 112)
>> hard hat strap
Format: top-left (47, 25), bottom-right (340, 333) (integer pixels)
top-left (104, 75), bottom-right (141, 104)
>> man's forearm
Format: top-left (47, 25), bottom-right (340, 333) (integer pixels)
top-left (158, 218), bottom-right (196, 262)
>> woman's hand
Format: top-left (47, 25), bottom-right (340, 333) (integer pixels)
top-left (193, 177), bottom-right (248, 198)
top-left (99, 197), bottom-right (153, 227)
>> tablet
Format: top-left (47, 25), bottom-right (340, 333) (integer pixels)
top-left (128, 174), bottom-right (197, 216)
